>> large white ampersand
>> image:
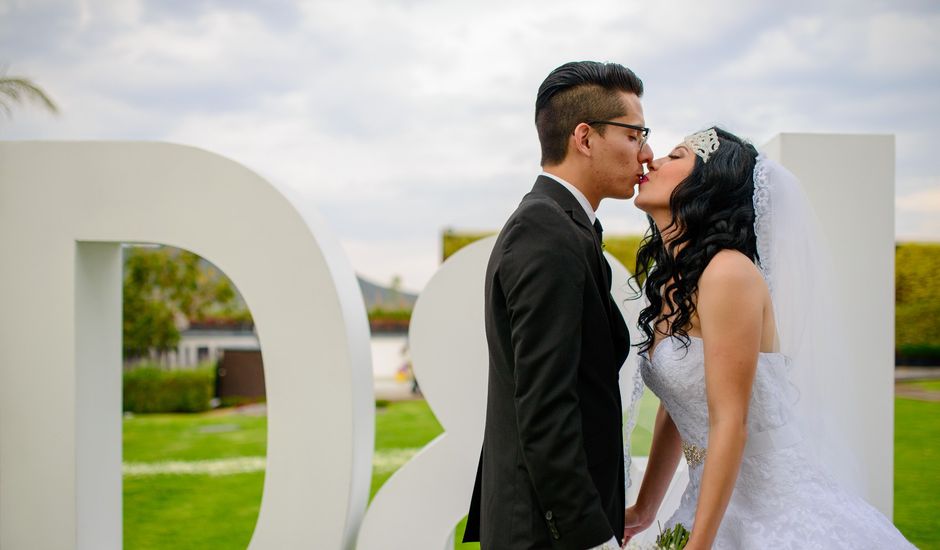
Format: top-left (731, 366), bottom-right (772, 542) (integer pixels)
top-left (358, 236), bottom-right (648, 549)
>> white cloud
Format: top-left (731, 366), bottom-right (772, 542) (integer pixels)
top-left (2, 0), bottom-right (938, 290)
top-left (897, 186), bottom-right (940, 213)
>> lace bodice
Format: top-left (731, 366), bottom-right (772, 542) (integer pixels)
top-left (636, 334), bottom-right (916, 550)
top-left (640, 335), bottom-right (794, 452)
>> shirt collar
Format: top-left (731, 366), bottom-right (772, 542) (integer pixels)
top-left (539, 171), bottom-right (596, 223)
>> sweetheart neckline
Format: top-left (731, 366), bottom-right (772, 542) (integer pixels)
top-left (647, 333), bottom-right (784, 364)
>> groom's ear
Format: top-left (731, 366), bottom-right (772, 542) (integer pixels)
top-left (571, 122), bottom-right (594, 158)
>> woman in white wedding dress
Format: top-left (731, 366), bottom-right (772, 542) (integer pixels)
top-left (620, 127), bottom-right (915, 549)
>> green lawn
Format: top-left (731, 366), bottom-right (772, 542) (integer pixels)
top-left (124, 472), bottom-right (265, 550)
top-left (123, 412), bottom-right (267, 463)
top-left (894, 395), bottom-right (940, 548)
top-left (124, 389), bottom-right (938, 549)
top-left (914, 379), bottom-right (940, 393)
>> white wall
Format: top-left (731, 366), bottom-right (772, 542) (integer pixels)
top-left (764, 133), bottom-right (896, 515)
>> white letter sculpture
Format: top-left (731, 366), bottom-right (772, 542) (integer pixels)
top-left (0, 133), bottom-right (894, 549)
top-left (0, 142), bottom-right (374, 550)
top-left (357, 237), bottom-right (655, 549)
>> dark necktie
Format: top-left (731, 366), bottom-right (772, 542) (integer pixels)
top-left (593, 217), bottom-right (612, 293)
top-left (593, 218), bottom-right (604, 244)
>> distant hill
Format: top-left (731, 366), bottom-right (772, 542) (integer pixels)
top-left (358, 276), bottom-right (417, 311)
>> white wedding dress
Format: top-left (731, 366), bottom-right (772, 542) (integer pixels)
top-left (638, 334), bottom-right (916, 549)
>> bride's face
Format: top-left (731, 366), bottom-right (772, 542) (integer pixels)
top-left (633, 142), bottom-right (697, 215)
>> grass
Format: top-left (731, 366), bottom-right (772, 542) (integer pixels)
top-left (123, 390), bottom-right (937, 549)
top-left (123, 412), bottom-right (267, 549)
top-left (913, 379), bottom-right (940, 393)
top-left (124, 473), bottom-right (264, 550)
top-left (894, 393), bottom-right (940, 549)
top-left (123, 411), bottom-right (266, 462)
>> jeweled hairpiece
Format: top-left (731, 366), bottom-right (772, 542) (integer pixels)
top-left (683, 128), bottom-right (720, 163)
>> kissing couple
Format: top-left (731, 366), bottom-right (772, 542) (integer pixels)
top-left (462, 61), bottom-right (915, 549)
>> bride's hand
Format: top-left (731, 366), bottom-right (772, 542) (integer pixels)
top-left (621, 504), bottom-right (654, 547)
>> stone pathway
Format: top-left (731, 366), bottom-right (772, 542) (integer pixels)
top-left (895, 366), bottom-right (940, 402)
top-left (895, 382), bottom-right (940, 402)
top-left (124, 448), bottom-right (419, 477)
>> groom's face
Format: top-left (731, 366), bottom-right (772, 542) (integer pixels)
top-left (590, 92), bottom-right (652, 201)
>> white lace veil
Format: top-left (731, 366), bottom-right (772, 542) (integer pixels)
top-left (622, 152), bottom-right (868, 500)
top-left (752, 154), bottom-right (866, 495)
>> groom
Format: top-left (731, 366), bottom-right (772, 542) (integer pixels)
top-left (463, 61), bottom-right (651, 549)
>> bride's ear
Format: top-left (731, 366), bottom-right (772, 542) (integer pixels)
top-left (571, 122), bottom-right (594, 158)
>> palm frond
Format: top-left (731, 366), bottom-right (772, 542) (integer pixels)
top-left (0, 77), bottom-right (59, 115)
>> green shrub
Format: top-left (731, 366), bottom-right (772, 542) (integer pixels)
top-left (442, 229), bottom-right (647, 274)
top-left (896, 343), bottom-right (940, 365)
top-left (219, 395), bottom-right (266, 408)
top-left (367, 308), bottom-right (412, 322)
top-left (602, 235), bottom-right (647, 277)
top-left (442, 230), bottom-right (495, 261)
top-left (896, 242), bottom-right (940, 349)
top-left (443, 234), bottom-right (940, 352)
top-left (124, 362), bottom-right (215, 413)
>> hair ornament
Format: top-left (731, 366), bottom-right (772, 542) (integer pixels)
top-left (683, 128), bottom-right (720, 163)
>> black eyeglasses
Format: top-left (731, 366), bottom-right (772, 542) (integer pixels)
top-left (586, 120), bottom-right (650, 149)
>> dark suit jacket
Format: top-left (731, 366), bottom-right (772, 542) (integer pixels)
top-left (464, 176), bottom-right (630, 549)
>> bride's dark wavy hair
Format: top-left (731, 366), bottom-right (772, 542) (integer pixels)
top-left (631, 127), bottom-right (760, 353)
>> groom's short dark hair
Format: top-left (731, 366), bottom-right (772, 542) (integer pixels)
top-left (536, 61), bottom-right (644, 166)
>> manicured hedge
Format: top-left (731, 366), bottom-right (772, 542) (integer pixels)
top-left (123, 363), bottom-right (216, 413)
top-left (442, 230), bottom-right (496, 261)
top-left (442, 232), bottom-right (940, 359)
top-left (896, 243), bottom-right (940, 355)
top-left (443, 231), bottom-right (646, 273)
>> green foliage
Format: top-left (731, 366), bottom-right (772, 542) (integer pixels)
top-left (656, 522), bottom-right (691, 549)
top-left (120, 396), bottom-right (939, 549)
top-left (123, 246), bottom-right (252, 359)
top-left (368, 307), bottom-right (412, 331)
top-left (897, 344), bottom-right (940, 364)
top-left (444, 229), bottom-right (646, 274)
top-left (124, 472), bottom-right (263, 550)
top-left (894, 394), bottom-right (940, 547)
top-left (123, 409), bottom-right (266, 463)
top-left (218, 395), bottom-right (266, 408)
top-left (367, 307), bottom-right (412, 322)
top-left (442, 230), bottom-right (496, 261)
top-left (603, 235), bottom-right (647, 278)
top-left (896, 242), bottom-right (940, 349)
top-left (0, 74), bottom-right (58, 117)
top-left (123, 363), bottom-right (216, 413)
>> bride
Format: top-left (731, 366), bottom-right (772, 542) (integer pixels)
top-left (621, 127), bottom-right (915, 549)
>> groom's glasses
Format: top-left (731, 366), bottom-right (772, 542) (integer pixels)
top-left (586, 120), bottom-right (650, 149)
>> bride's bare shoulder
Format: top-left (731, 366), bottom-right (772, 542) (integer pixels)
top-left (699, 249), bottom-right (765, 294)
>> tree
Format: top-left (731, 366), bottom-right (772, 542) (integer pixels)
top-left (0, 70), bottom-right (58, 117)
top-left (123, 246), bottom-right (252, 363)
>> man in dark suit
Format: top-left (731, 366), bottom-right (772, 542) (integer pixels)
top-left (463, 61), bottom-right (652, 549)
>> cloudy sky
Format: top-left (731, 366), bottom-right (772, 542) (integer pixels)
top-left (2, 0), bottom-right (937, 292)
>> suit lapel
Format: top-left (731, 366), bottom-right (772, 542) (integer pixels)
top-left (529, 176), bottom-right (611, 306)
top-left (530, 176), bottom-right (596, 237)
top-left (528, 176), bottom-right (630, 365)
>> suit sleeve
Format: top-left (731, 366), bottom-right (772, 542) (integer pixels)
top-left (498, 202), bottom-right (615, 549)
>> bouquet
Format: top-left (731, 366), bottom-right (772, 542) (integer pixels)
top-left (622, 522), bottom-right (691, 550)
top-left (655, 522), bottom-right (690, 549)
